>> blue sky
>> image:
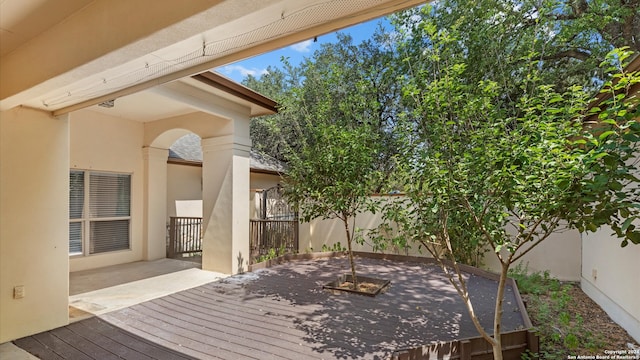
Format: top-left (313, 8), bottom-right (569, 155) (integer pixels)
top-left (216, 16), bottom-right (391, 83)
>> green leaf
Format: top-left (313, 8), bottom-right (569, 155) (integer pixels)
top-left (621, 217), bottom-right (634, 232)
top-left (599, 130), bottom-right (616, 141)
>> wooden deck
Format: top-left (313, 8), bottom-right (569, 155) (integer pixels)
top-left (13, 317), bottom-right (197, 360)
top-left (15, 256), bottom-right (528, 359)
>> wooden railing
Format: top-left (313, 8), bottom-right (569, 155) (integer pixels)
top-left (249, 219), bottom-right (299, 263)
top-left (167, 216), bottom-right (202, 258)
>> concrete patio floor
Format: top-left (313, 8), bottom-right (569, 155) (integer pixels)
top-left (10, 256), bottom-right (527, 359)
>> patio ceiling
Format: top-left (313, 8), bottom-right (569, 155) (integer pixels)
top-left (0, 0), bottom-right (425, 118)
top-left (86, 72), bottom-right (278, 122)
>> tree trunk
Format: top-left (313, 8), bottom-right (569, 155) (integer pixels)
top-left (491, 262), bottom-right (509, 360)
top-left (342, 217), bottom-right (358, 289)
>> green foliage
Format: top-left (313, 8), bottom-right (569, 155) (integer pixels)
top-left (509, 263), bottom-right (561, 295)
top-left (284, 123), bottom-right (380, 224)
top-left (321, 242), bottom-right (347, 252)
top-left (380, 13), bottom-right (639, 353)
top-left (392, 0), bottom-right (639, 97)
top-left (283, 96), bottom-right (382, 287)
top-left (256, 248), bottom-right (278, 263)
top-left (513, 267), bottom-right (606, 357)
top-left (245, 31), bottom-right (406, 191)
top-left (571, 48), bottom-right (640, 245)
top-left (255, 244), bottom-right (289, 263)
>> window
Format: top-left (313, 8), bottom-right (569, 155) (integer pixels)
top-left (69, 170), bottom-right (131, 255)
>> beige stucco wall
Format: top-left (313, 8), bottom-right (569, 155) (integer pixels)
top-left (249, 172), bottom-right (282, 219)
top-left (482, 229), bottom-right (582, 281)
top-left (299, 197), bottom-right (582, 281)
top-left (168, 164), bottom-right (281, 221)
top-left (300, 212), bottom-right (433, 257)
top-left (299, 197), bottom-right (426, 257)
top-left (250, 172), bottom-right (281, 190)
top-left (581, 226), bottom-right (640, 342)
top-left (68, 109), bottom-right (145, 272)
top-left (167, 163), bottom-right (203, 219)
top-left (0, 107), bottom-right (70, 342)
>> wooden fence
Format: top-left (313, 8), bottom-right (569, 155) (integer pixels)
top-left (167, 216), bottom-right (202, 258)
top-left (249, 219), bottom-right (298, 263)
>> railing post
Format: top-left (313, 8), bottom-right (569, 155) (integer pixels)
top-left (168, 217), bottom-right (176, 258)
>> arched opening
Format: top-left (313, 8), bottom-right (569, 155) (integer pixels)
top-left (166, 133), bottom-right (205, 263)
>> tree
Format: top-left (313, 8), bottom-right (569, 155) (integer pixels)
top-left (245, 29), bottom-right (406, 191)
top-left (379, 14), bottom-right (639, 358)
top-left (244, 62), bottom-right (305, 163)
top-left (392, 0), bottom-right (640, 105)
top-left (284, 123), bottom-right (380, 288)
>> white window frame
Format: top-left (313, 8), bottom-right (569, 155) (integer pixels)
top-left (69, 170), bottom-right (132, 257)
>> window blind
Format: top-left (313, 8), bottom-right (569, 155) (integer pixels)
top-left (69, 222), bottom-right (83, 254)
top-left (90, 172), bottom-right (131, 218)
top-left (69, 170), bottom-right (131, 255)
top-left (90, 219), bottom-right (130, 254)
top-left (69, 170), bottom-right (84, 219)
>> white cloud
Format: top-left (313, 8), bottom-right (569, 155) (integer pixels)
top-left (290, 39), bottom-right (313, 53)
top-left (219, 64), bottom-right (269, 78)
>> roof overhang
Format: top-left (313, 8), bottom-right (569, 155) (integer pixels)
top-left (191, 72), bottom-right (278, 116)
top-left (83, 71), bottom-right (277, 122)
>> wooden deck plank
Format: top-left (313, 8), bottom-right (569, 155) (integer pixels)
top-left (32, 331), bottom-right (93, 360)
top-left (69, 318), bottom-right (196, 360)
top-left (103, 309), bottom-right (256, 360)
top-left (66, 320), bottom-right (156, 360)
top-left (146, 298), bottom-right (306, 343)
top-left (172, 285), bottom-right (421, 345)
top-left (49, 327), bottom-right (121, 360)
top-left (134, 301), bottom-right (325, 359)
top-left (13, 336), bottom-right (65, 360)
top-left (185, 283), bottom-right (314, 316)
top-left (161, 292), bottom-right (308, 338)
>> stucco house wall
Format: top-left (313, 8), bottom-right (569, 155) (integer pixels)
top-left (582, 225), bottom-right (640, 342)
top-left (166, 132), bottom-right (283, 221)
top-left (581, 148), bottom-right (640, 342)
top-left (0, 107), bottom-right (70, 343)
top-left (168, 165), bottom-right (282, 220)
top-left (167, 163), bottom-right (203, 219)
top-left (69, 109), bottom-right (145, 272)
top-left (250, 172), bottom-right (282, 191)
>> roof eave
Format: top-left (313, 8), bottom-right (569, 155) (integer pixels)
top-left (192, 71), bottom-right (278, 115)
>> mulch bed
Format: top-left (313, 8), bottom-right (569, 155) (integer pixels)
top-left (524, 283), bottom-right (639, 356)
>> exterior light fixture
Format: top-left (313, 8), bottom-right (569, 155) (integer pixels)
top-left (98, 99), bottom-right (115, 108)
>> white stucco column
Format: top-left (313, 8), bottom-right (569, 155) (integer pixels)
top-left (201, 135), bottom-right (251, 274)
top-left (143, 146), bottom-right (169, 260)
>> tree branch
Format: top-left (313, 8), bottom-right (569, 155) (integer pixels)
top-left (463, 197), bottom-right (501, 262)
top-left (510, 217), bottom-right (561, 263)
top-left (541, 49), bottom-right (592, 62)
